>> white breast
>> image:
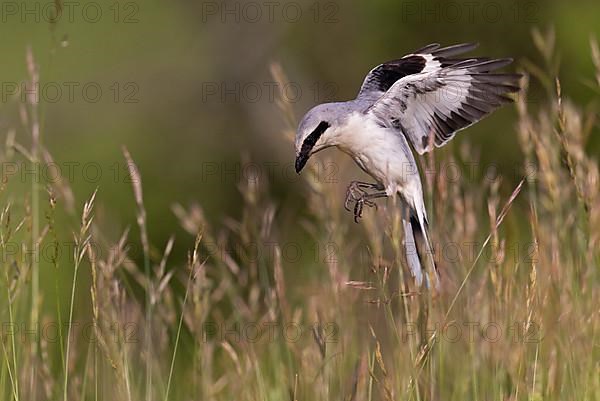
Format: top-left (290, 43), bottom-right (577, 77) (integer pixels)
top-left (337, 112), bottom-right (423, 196)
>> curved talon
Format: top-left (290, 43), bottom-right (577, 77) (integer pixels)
top-left (353, 199), bottom-right (363, 223)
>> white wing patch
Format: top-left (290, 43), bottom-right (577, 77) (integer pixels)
top-left (366, 58), bottom-right (520, 154)
top-left (419, 54), bottom-right (442, 74)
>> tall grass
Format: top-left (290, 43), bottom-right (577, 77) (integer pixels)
top-left (0, 31), bottom-right (599, 400)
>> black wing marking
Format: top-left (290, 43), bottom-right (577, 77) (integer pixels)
top-left (357, 43), bottom-right (481, 99)
top-left (358, 55), bottom-right (427, 95)
top-left (366, 55), bottom-right (521, 154)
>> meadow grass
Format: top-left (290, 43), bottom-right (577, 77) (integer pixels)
top-left (0, 31), bottom-right (599, 400)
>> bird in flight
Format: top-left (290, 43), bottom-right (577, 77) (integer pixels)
top-left (294, 43), bottom-right (520, 289)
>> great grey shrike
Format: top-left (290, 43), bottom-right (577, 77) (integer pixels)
top-left (294, 43), bottom-right (520, 289)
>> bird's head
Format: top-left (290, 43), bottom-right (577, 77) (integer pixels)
top-left (294, 104), bottom-right (335, 173)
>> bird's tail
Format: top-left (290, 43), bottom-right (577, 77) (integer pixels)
top-left (402, 203), bottom-right (439, 290)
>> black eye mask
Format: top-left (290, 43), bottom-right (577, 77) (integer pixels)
top-left (295, 121), bottom-right (330, 173)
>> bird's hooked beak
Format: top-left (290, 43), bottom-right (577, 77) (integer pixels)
top-left (295, 152), bottom-right (309, 173)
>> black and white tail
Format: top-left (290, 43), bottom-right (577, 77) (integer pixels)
top-left (402, 203), bottom-right (439, 290)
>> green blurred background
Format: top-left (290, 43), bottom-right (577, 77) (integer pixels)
top-left (1, 0), bottom-right (599, 299)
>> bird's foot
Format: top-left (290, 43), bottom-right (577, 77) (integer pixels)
top-left (344, 181), bottom-right (385, 223)
top-left (344, 181), bottom-right (375, 211)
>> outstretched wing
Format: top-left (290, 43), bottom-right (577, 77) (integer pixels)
top-left (363, 44), bottom-right (521, 154)
top-left (357, 43), bottom-right (480, 99)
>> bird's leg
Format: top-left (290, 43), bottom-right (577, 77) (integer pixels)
top-left (344, 181), bottom-right (388, 222)
top-left (352, 191), bottom-right (388, 223)
top-left (344, 181), bottom-right (384, 212)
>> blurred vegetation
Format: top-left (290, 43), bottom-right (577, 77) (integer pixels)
top-left (0, 0), bottom-right (599, 400)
